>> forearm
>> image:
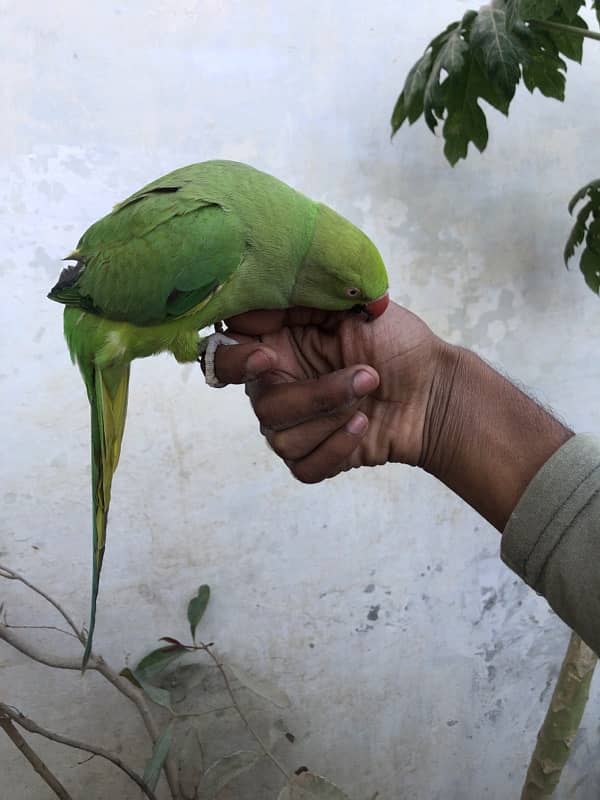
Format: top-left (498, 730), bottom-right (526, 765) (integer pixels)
top-left (422, 345), bottom-right (573, 531)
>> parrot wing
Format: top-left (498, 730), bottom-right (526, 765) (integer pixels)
top-left (49, 168), bottom-right (247, 325)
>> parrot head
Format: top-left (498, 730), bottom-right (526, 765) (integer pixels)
top-left (291, 203), bottom-right (389, 319)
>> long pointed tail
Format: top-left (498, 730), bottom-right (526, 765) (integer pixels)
top-left (80, 362), bottom-right (130, 667)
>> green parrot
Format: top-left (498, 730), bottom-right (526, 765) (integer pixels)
top-left (48, 159), bottom-right (389, 666)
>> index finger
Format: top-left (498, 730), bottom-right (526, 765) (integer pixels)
top-left (248, 366), bottom-right (379, 431)
top-left (225, 307), bottom-right (349, 336)
top-left (213, 340), bottom-right (279, 385)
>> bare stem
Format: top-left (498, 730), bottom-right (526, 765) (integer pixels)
top-left (0, 571), bottom-right (181, 799)
top-left (520, 632), bottom-right (598, 799)
top-left (529, 18), bottom-right (600, 43)
top-left (173, 705), bottom-right (235, 719)
top-left (0, 702), bottom-right (158, 800)
top-left (0, 564), bottom-right (83, 642)
top-left (4, 624), bottom-right (79, 640)
top-left (0, 714), bottom-right (73, 800)
top-left (198, 641), bottom-right (290, 780)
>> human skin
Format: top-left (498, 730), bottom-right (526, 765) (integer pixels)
top-left (212, 302), bottom-right (573, 531)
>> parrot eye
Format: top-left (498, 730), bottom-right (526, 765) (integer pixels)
top-left (345, 287), bottom-right (361, 298)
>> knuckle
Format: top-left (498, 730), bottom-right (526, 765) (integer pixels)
top-left (290, 464), bottom-right (321, 485)
top-left (277, 435), bottom-right (306, 461)
top-left (311, 381), bottom-right (354, 416)
top-left (251, 393), bottom-right (274, 426)
top-left (266, 430), bottom-right (287, 458)
top-left (267, 430), bottom-right (305, 462)
top-left (311, 391), bottom-right (340, 416)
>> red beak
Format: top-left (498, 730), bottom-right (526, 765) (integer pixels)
top-left (364, 292), bottom-right (389, 321)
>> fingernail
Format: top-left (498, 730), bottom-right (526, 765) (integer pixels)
top-left (352, 370), bottom-right (377, 397)
top-left (346, 412), bottom-right (368, 436)
top-left (245, 350), bottom-right (270, 379)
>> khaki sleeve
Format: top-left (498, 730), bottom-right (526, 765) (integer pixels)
top-left (501, 434), bottom-right (600, 656)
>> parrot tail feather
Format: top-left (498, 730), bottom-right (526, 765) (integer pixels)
top-left (80, 361), bottom-right (131, 669)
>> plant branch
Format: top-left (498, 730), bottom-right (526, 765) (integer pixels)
top-left (0, 713), bottom-right (73, 800)
top-left (4, 623), bottom-right (79, 640)
top-left (0, 615), bottom-right (181, 796)
top-left (0, 564), bottom-right (83, 642)
top-left (529, 18), bottom-right (600, 43)
top-left (198, 641), bottom-right (290, 780)
top-left (521, 632), bottom-right (598, 799)
top-left (173, 705), bottom-right (235, 719)
top-left (0, 702), bottom-right (158, 800)
top-left (0, 624), bottom-right (84, 670)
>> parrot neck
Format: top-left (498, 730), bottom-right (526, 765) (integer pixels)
top-left (302, 203), bottom-right (365, 274)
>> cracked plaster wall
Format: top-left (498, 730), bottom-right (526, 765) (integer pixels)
top-left (1, 2), bottom-right (600, 798)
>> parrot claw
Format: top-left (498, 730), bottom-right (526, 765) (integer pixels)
top-left (201, 332), bottom-right (238, 388)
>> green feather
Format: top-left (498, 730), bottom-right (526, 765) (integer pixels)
top-left (77, 357), bottom-right (130, 666)
top-left (49, 160), bottom-right (389, 666)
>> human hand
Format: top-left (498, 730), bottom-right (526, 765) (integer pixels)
top-left (213, 302), bottom-right (457, 483)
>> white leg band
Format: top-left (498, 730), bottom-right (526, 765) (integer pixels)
top-left (202, 332), bottom-right (238, 388)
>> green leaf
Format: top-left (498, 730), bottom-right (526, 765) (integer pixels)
top-left (587, 218), bottom-right (600, 253)
top-left (404, 49), bottom-right (433, 123)
top-left (520, 0), bottom-right (561, 19)
top-left (557, 0), bottom-right (586, 22)
top-left (546, 12), bottom-right (588, 62)
top-left (470, 7), bottom-right (523, 95)
top-left (390, 2), bottom-right (590, 164)
top-left (130, 643), bottom-right (190, 710)
top-left (119, 667), bottom-right (142, 688)
top-left (391, 19), bottom-right (465, 136)
top-left (564, 208), bottom-right (589, 265)
top-left (472, 55), bottom-right (512, 115)
top-left (521, 30), bottom-right (566, 99)
top-left (196, 751), bottom-right (262, 799)
top-left (135, 644), bottom-right (189, 681)
top-left (564, 180), bottom-right (600, 294)
top-left (568, 179), bottom-right (600, 214)
top-left (442, 60), bottom-right (489, 165)
top-left (580, 248), bottom-right (600, 293)
top-left (504, 0), bottom-right (523, 30)
top-left (428, 20), bottom-right (462, 52)
top-left (390, 91), bottom-right (407, 134)
top-left (188, 584), bottom-right (210, 641)
top-left (134, 673), bottom-right (174, 710)
top-left (423, 25), bottom-right (470, 126)
top-left (143, 722), bottom-right (174, 791)
top-left (278, 771), bottom-right (352, 800)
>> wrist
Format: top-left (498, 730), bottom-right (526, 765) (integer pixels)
top-left (421, 344), bottom-right (573, 531)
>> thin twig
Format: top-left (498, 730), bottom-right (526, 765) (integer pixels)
top-left (4, 623), bottom-right (79, 640)
top-left (197, 641), bottom-right (290, 780)
top-left (0, 713), bottom-right (73, 800)
top-left (0, 619), bottom-right (180, 796)
top-left (0, 703), bottom-right (158, 800)
top-left (0, 565), bottom-right (83, 642)
top-left (529, 18), bottom-right (600, 43)
top-left (0, 624), bottom-right (84, 670)
top-left (173, 705), bottom-right (235, 719)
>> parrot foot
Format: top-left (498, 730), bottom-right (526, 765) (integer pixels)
top-left (200, 332), bottom-right (238, 388)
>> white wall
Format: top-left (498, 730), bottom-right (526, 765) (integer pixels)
top-left (1, 2), bottom-right (600, 798)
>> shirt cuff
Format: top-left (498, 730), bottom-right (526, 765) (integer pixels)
top-left (501, 433), bottom-right (600, 655)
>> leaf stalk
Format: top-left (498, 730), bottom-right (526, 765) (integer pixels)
top-left (529, 18), bottom-right (600, 43)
